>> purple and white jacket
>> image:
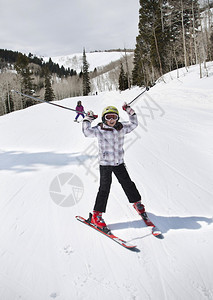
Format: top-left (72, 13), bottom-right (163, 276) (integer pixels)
top-left (82, 114), bottom-right (138, 166)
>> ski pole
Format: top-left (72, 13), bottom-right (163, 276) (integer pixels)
top-left (11, 90), bottom-right (86, 113)
top-left (127, 86), bottom-right (149, 106)
top-left (11, 90), bottom-right (98, 117)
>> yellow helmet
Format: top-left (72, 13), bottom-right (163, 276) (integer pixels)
top-left (102, 106), bottom-right (119, 118)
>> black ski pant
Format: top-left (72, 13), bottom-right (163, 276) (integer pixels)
top-left (94, 163), bottom-right (141, 213)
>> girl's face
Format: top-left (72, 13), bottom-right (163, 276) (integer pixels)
top-left (105, 113), bottom-right (118, 127)
top-left (106, 119), bottom-right (117, 127)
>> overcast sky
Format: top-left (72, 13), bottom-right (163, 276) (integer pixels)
top-left (1, 0), bottom-right (140, 57)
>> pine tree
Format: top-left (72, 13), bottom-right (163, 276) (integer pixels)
top-left (5, 91), bottom-right (14, 113)
top-left (82, 48), bottom-right (91, 96)
top-left (132, 0), bottom-right (168, 87)
top-left (119, 63), bottom-right (128, 91)
top-left (15, 53), bottom-right (34, 108)
top-left (44, 70), bottom-right (55, 102)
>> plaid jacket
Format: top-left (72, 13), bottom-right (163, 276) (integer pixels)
top-left (82, 114), bottom-right (138, 166)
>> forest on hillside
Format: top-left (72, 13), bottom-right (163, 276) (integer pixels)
top-left (0, 48), bottom-right (133, 116)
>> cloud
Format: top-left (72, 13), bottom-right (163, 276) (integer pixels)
top-left (0, 0), bottom-right (140, 56)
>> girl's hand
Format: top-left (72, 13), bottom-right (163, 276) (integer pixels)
top-left (122, 103), bottom-right (135, 116)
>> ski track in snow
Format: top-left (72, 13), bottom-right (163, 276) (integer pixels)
top-left (142, 143), bottom-right (213, 197)
top-left (0, 62), bottom-right (213, 299)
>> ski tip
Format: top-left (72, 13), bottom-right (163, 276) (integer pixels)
top-left (130, 247), bottom-right (140, 252)
top-left (122, 243), bottom-right (139, 251)
top-left (152, 232), bottom-right (164, 239)
top-left (152, 227), bottom-right (164, 239)
top-left (155, 233), bottom-right (164, 239)
top-left (76, 215), bottom-right (85, 222)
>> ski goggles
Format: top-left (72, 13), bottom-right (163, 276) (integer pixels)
top-left (104, 113), bottom-right (118, 121)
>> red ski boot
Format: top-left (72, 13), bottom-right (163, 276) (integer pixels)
top-left (91, 211), bottom-right (107, 229)
top-left (133, 201), bottom-right (148, 220)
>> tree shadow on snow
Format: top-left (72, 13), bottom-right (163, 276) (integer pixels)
top-left (0, 150), bottom-right (94, 172)
top-left (109, 212), bottom-right (213, 235)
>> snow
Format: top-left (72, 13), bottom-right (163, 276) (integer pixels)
top-left (43, 51), bottom-right (132, 72)
top-left (0, 62), bottom-right (213, 300)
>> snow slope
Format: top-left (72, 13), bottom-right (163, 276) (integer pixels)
top-left (43, 51), bottom-right (132, 72)
top-left (0, 63), bottom-right (213, 300)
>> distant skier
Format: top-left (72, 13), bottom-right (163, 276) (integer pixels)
top-left (74, 101), bottom-right (84, 122)
top-left (82, 104), bottom-right (147, 230)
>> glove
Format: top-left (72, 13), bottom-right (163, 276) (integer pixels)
top-left (122, 102), bottom-right (135, 116)
top-left (83, 110), bottom-right (97, 122)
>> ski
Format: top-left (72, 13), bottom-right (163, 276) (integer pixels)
top-left (76, 215), bottom-right (138, 250)
top-left (140, 213), bottom-right (164, 239)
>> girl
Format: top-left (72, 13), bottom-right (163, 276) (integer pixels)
top-left (74, 101), bottom-right (84, 122)
top-left (82, 104), bottom-right (147, 230)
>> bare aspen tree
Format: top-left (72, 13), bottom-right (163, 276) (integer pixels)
top-left (124, 48), bottom-right (131, 89)
top-left (198, 4), bottom-right (208, 77)
top-left (206, 0), bottom-right (212, 61)
top-left (181, 0), bottom-right (188, 69)
top-left (160, 0), bottom-right (165, 32)
top-left (192, 0), bottom-right (198, 64)
top-left (153, 26), bottom-right (164, 77)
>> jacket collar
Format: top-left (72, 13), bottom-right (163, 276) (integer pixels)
top-left (98, 122), bottom-right (113, 131)
top-left (98, 122), bottom-right (123, 131)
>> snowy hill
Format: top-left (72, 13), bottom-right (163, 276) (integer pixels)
top-left (0, 62), bottom-right (213, 300)
top-left (43, 51), bottom-right (133, 73)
